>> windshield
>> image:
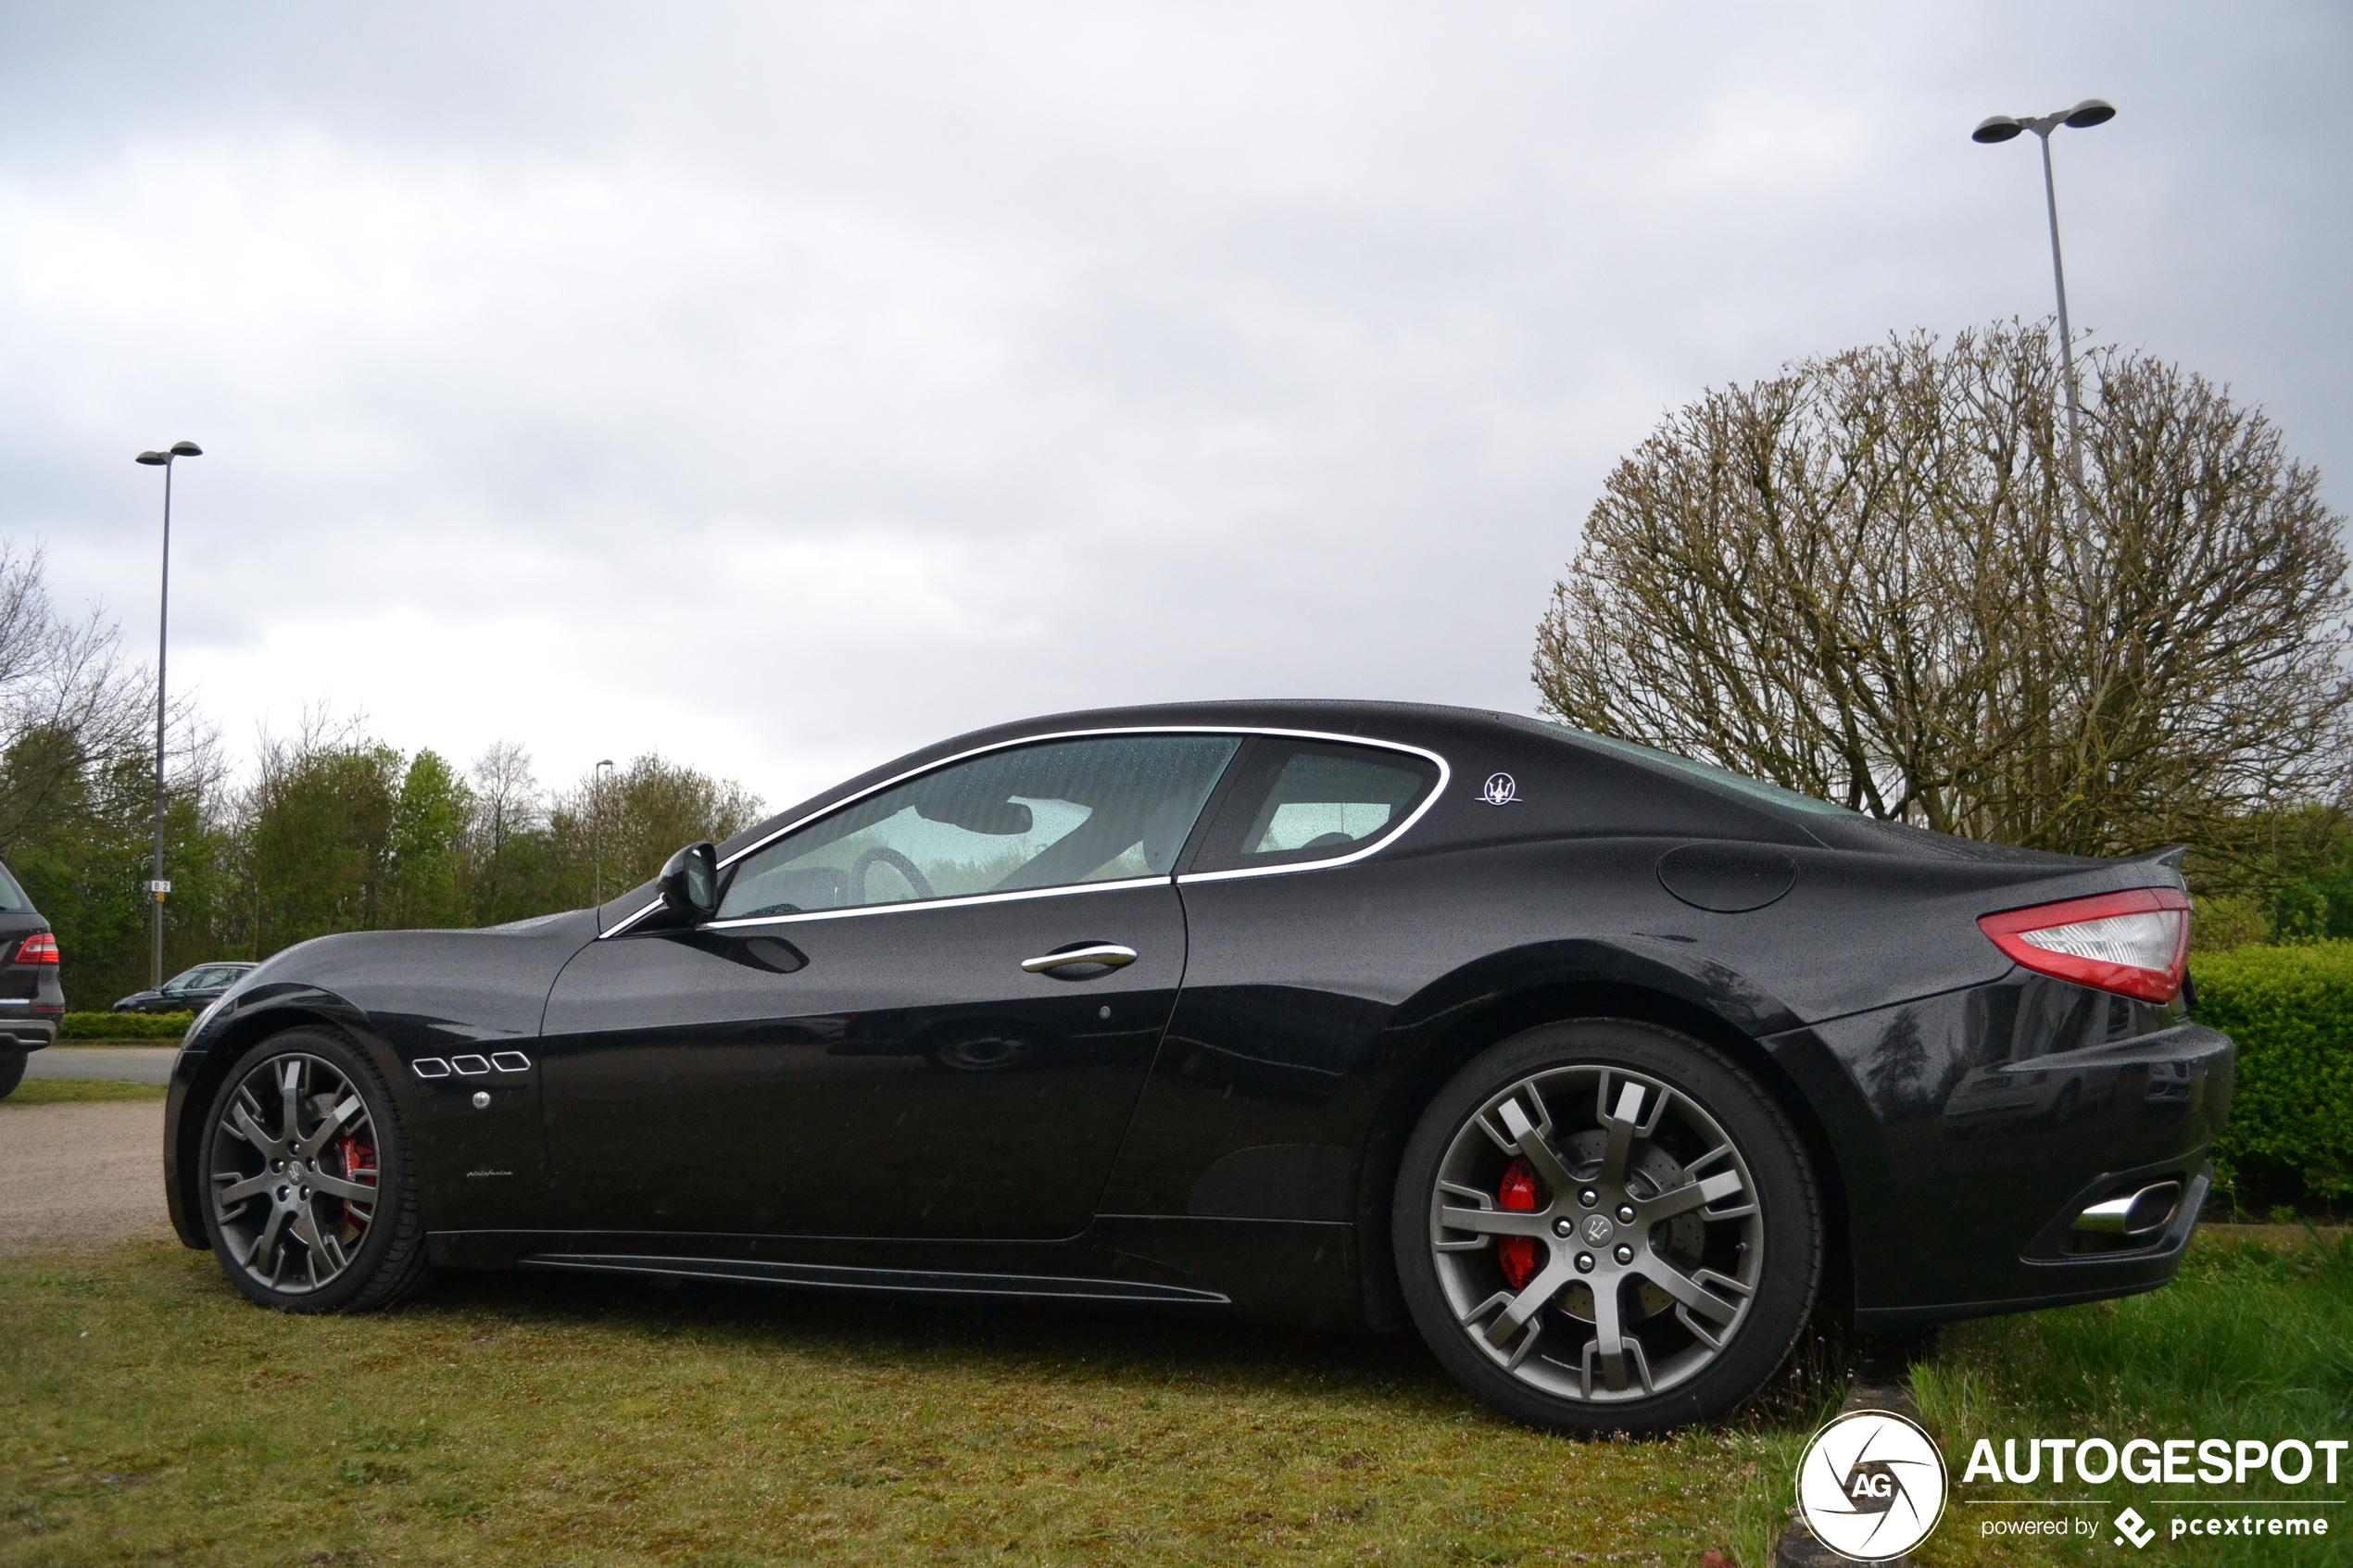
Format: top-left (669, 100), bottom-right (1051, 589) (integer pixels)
top-left (1545, 725), bottom-right (1857, 819)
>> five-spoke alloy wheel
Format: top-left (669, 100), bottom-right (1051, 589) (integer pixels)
top-left (200, 1028), bottom-right (430, 1312)
top-left (1395, 1020), bottom-right (1820, 1434)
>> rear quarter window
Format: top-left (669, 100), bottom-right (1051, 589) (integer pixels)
top-left (1186, 739), bottom-right (1440, 873)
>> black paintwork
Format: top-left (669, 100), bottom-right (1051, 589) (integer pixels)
top-left (162, 700), bottom-right (2233, 1331)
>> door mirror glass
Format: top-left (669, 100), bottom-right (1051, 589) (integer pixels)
top-left (655, 841), bottom-right (721, 926)
top-left (716, 734), bottom-right (1240, 921)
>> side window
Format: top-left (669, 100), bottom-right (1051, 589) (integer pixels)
top-left (716, 734), bottom-right (1241, 919)
top-left (1188, 739), bottom-right (1440, 873)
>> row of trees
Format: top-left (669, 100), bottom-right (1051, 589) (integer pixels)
top-left (0, 546), bottom-right (761, 1007)
top-left (1535, 321), bottom-right (2353, 943)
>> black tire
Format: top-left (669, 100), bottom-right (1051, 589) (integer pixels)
top-left (1393, 1018), bottom-right (1821, 1436)
top-left (0, 1048), bottom-right (24, 1099)
top-left (197, 1027), bottom-right (432, 1312)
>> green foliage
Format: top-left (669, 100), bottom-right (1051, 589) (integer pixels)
top-left (0, 1245), bottom-right (1797, 1568)
top-left (59, 1010), bottom-right (194, 1038)
top-left (19, 725), bottom-right (763, 994)
top-left (0, 546), bottom-right (773, 1016)
top-left (1, 1077), bottom-right (169, 1103)
top-left (384, 749), bottom-right (473, 929)
top-left (547, 753), bottom-right (766, 908)
top-left (1914, 1230), bottom-right (2353, 1568)
top-left (2190, 893), bottom-right (2271, 953)
top-left (238, 737), bottom-right (405, 952)
top-left (2192, 941), bottom-right (2353, 1202)
top-left (3, 734), bottom-right (229, 1010)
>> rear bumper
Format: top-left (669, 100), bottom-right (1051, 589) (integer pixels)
top-left (1767, 973), bottom-right (2233, 1323)
top-left (0, 1014), bottom-right (57, 1050)
top-left (1853, 1164), bottom-right (2210, 1332)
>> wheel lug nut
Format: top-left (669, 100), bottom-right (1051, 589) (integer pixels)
top-left (1574, 1252), bottom-right (1595, 1273)
top-left (1617, 1204), bottom-right (1636, 1224)
top-left (1553, 1217), bottom-right (1574, 1238)
top-left (1613, 1244), bottom-right (1634, 1265)
top-left (1578, 1188), bottom-right (1599, 1209)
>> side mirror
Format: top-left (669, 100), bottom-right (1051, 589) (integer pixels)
top-left (657, 841), bottom-right (721, 925)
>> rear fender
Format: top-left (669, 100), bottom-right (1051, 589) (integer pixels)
top-left (1354, 940), bottom-right (1857, 1328)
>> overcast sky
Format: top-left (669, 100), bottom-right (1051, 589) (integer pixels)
top-left (5, 2), bottom-right (2347, 812)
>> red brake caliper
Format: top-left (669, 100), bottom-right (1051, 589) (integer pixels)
top-left (336, 1135), bottom-right (379, 1231)
top-left (1496, 1156), bottom-right (1542, 1290)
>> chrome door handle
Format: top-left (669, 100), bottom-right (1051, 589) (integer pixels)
top-left (1020, 944), bottom-right (1138, 973)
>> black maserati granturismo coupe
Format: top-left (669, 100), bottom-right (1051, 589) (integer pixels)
top-left (162, 701), bottom-right (2232, 1433)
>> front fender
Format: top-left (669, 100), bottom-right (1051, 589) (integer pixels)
top-left (167, 982), bottom-right (398, 1248)
top-left (165, 919), bottom-right (593, 1248)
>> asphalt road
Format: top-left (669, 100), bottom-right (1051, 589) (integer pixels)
top-left (23, 1047), bottom-right (177, 1085)
top-left (0, 1099), bottom-right (176, 1253)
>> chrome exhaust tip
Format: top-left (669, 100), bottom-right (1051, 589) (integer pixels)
top-left (2073, 1180), bottom-right (2183, 1238)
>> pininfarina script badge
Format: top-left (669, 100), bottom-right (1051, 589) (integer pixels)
top-left (1480, 773), bottom-right (1519, 806)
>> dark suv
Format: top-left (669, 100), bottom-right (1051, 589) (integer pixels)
top-left (0, 858), bottom-right (65, 1098)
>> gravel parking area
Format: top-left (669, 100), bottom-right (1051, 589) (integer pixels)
top-left (0, 1099), bottom-right (175, 1254)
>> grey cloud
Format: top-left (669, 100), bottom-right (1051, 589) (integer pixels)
top-left (4, 1), bottom-right (2346, 807)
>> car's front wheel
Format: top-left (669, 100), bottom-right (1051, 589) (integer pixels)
top-left (198, 1028), bottom-right (431, 1311)
top-left (1394, 1019), bottom-right (1821, 1435)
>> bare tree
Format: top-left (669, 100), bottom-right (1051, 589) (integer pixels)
top-left (1533, 323), bottom-right (2353, 859)
top-left (0, 540), bottom-right (174, 847)
top-left (468, 740), bottom-right (543, 859)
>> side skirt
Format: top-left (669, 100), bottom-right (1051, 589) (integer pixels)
top-left (515, 1251), bottom-right (1231, 1307)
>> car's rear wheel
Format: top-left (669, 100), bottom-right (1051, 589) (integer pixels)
top-left (1394, 1019), bottom-right (1820, 1435)
top-left (198, 1028), bottom-right (430, 1312)
top-left (0, 1048), bottom-right (24, 1099)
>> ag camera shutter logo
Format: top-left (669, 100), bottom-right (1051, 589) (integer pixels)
top-left (1795, 1410), bottom-right (1948, 1562)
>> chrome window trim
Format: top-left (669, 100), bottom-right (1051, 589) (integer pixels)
top-left (703, 875), bottom-right (1169, 931)
top-left (601, 725), bottom-right (1451, 939)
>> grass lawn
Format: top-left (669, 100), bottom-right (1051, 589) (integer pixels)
top-left (1, 1080), bottom-right (166, 1107)
top-left (6, 1223), bottom-right (2343, 1567)
top-left (0, 1243), bottom-right (1830, 1567)
top-left (1911, 1228), bottom-right (2353, 1566)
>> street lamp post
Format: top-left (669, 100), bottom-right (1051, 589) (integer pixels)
top-left (1971, 99), bottom-right (2116, 486)
top-left (132, 440), bottom-right (202, 991)
top-left (592, 759), bottom-right (615, 905)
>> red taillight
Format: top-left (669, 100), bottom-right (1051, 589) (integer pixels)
top-left (1496, 1156), bottom-right (1543, 1290)
top-left (1978, 887), bottom-right (2191, 1003)
top-left (14, 933), bottom-right (57, 965)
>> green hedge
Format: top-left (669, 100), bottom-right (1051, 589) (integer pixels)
top-left (2192, 941), bottom-right (2353, 1202)
top-left (59, 1010), bottom-right (195, 1039)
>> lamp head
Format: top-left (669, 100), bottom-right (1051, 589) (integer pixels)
top-left (2062, 98), bottom-right (2116, 129)
top-left (135, 451), bottom-right (170, 466)
top-left (1971, 115), bottom-right (2024, 144)
top-left (169, 440), bottom-right (203, 457)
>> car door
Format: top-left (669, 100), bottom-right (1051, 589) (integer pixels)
top-left (1097, 734), bottom-right (1448, 1219)
top-left (537, 732), bottom-right (1240, 1240)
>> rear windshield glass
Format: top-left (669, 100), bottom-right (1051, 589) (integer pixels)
top-left (1545, 725), bottom-right (1856, 818)
top-left (0, 859), bottom-right (30, 912)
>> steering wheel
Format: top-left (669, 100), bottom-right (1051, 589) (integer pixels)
top-left (851, 846), bottom-right (935, 903)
